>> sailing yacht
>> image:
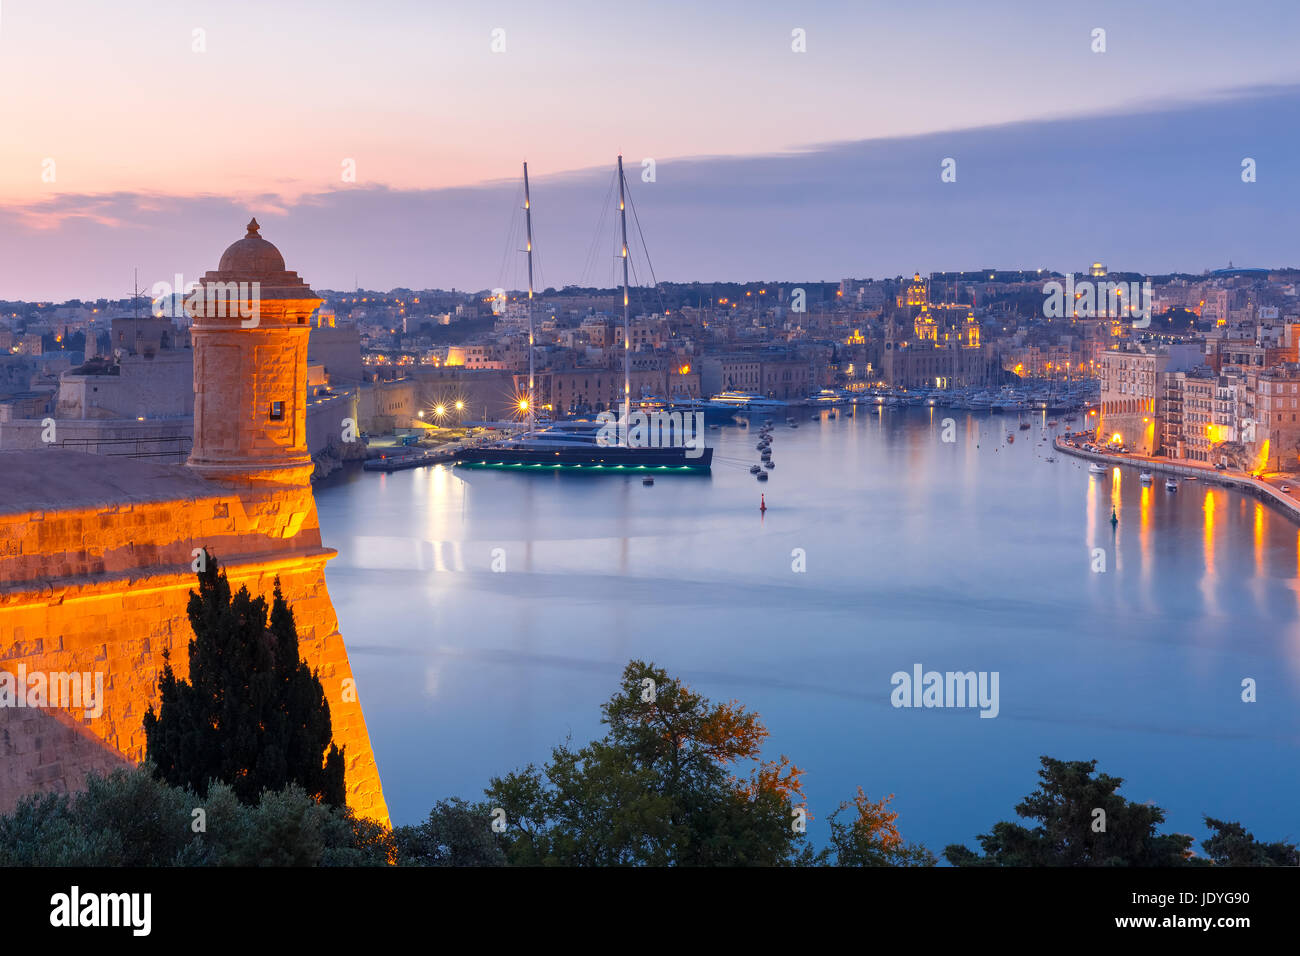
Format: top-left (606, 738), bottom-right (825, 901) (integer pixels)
top-left (456, 157), bottom-right (713, 473)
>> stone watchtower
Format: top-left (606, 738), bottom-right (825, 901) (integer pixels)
top-left (188, 219), bottom-right (320, 489)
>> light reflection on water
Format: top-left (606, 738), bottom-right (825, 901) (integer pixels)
top-left (316, 408), bottom-right (1300, 852)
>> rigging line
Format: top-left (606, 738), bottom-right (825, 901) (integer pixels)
top-left (495, 181), bottom-right (524, 292)
top-left (625, 182), bottom-right (666, 315)
top-left (579, 168), bottom-right (618, 289)
top-left (628, 255), bottom-right (642, 296)
top-left (532, 246), bottom-right (544, 295)
top-left (527, 191), bottom-right (545, 294)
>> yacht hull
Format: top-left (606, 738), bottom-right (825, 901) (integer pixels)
top-left (455, 444), bottom-right (713, 472)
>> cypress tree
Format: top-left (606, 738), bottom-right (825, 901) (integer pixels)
top-left (144, 551), bottom-right (346, 807)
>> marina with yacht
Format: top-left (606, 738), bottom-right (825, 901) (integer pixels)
top-left (453, 156), bottom-right (717, 473)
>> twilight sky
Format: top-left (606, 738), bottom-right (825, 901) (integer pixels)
top-left (1, 0), bottom-right (1298, 299)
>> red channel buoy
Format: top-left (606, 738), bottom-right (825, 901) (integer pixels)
top-left (760, 494), bottom-right (767, 513)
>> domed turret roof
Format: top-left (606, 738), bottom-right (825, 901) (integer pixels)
top-left (217, 218), bottom-right (286, 276)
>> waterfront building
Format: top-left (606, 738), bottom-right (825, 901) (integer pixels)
top-left (880, 312), bottom-right (999, 390)
top-left (1182, 371), bottom-right (1217, 462)
top-left (1254, 364), bottom-right (1300, 471)
top-left (700, 356), bottom-right (762, 395)
top-left (1098, 341), bottom-right (1200, 454)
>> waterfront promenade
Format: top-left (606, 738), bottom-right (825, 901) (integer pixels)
top-left (1054, 437), bottom-right (1300, 523)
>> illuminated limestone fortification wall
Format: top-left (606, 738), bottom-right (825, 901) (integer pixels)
top-left (0, 221), bottom-right (388, 825)
top-left (0, 459), bottom-right (389, 825)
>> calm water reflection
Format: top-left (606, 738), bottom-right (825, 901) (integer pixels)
top-left (316, 408), bottom-right (1300, 851)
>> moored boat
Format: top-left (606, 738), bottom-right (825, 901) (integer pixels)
top-left (456, 420), bottom-right (714, 472)
top-left (455, 156), bottom-right (712, 474)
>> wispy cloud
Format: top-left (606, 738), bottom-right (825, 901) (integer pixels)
top-left (3, 84), bottom-right (1297, 300)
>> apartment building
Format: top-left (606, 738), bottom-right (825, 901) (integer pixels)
top-left (1099, 342), bottom-right (1200, 455)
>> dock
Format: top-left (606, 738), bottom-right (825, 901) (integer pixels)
top-left (362, 448), bottom-right (461, 473)
top-left (1054, 438), bottom-right (1300, 524)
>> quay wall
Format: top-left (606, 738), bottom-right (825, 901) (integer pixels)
top-left (1054, 439), bottom-right (1300, 524)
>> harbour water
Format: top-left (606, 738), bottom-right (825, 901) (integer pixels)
top-left (316, 407), bottom-right (1300, 853)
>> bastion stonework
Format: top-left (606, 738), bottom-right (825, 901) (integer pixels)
top-left (0, 222), bottom-right (388, 824)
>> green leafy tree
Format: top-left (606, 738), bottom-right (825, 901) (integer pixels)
top-left (0, 766), bottom-right (389, 867)
top-left (1201, 817), bottom-right (1298, 866)
top-left (822, 788), bottom-right (935, 866)
top-left (144, 550), bottom-right (345, 807)
top-left (485, 660), bottom-right (808, 866)
top-left (392, 798), bottom-right (507, 866)
top-left (944, 756), bottom-right (1194, 866)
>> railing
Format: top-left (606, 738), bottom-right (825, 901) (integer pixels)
top-left (55, 434), bottom-right (192, 461)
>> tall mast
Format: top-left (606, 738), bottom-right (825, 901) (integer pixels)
top-left (523, 161), bottom-right (536, 432)
top-left (618, 155), bottom-right (631, 441)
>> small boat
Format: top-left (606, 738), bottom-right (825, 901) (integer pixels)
top-left (1185, 475), bottom-right (1199, 481)
top-left (1139, 472), bottom-right (1153, 483)
top-left (1166, 479), bottom-right (1178, 492)
top-left (1018, 422), bottom-right (1031, 431)
top-left (750, 465), bottom-right (762, 474)
top-left (1007, 434), bottom-right (1015, 443)
top-left (1047, 420), bottom-right (1058, 426)
top-left (789, 423), bottom-right (798, 428)
top-left (1088, 463), bottom-right (1108, 474)
top-left (764, 461), bottom-right (774, 469)
top-left (642, 477), bottom-right (654, 486)
top-left (1045, 456), bottom-right (1057, 463)
top-left (757, 470), bottom-right (769, 481)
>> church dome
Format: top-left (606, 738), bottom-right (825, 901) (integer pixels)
top-left (217, 218), bottom-right (286, 276)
